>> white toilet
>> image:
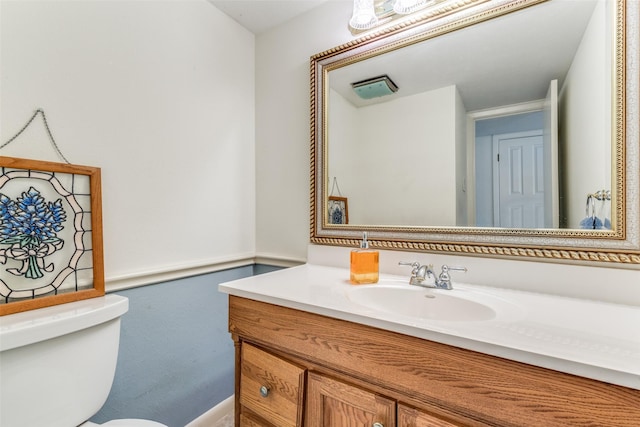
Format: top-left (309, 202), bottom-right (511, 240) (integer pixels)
top-left (0, 294), bottom-right (168, 427)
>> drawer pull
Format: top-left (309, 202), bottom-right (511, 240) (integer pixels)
top-left (259, 385), bottom-right (270, 398)
top-left (372, 423), bottom-right (384, 427)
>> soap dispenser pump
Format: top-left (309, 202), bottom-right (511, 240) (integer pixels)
top-left (350, 232), bottom-right (379, 284)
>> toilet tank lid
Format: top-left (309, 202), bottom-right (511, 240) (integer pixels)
top-left (0, 294), bottom-right (128, 352)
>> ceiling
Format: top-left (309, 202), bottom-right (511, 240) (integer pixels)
top-left (208, 0), bottom-right (328, 34)
top-left (208, 0), bottom-right (600, 113)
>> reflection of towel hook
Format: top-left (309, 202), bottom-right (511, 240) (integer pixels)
top-left (586, 189), bottom-right (611, 216)
top-left (584, 190), bottom-right (612, 230)
top-left (585, 194), bottom-right (596, 218)
top-left (590, 189), bottom-right (611, 201)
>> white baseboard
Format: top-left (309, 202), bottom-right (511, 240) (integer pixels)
top-left (185, 395), bottom-right (234, 427)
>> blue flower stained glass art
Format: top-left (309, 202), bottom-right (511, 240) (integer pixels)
top-left (0, 157), bottom-right (104, 315)
top-left (0, 187), bottom-right (67, 279)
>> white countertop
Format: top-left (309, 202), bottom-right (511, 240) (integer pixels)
top-left (219, 264), bottom-right (640, 390)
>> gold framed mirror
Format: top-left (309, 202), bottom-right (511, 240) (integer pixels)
top-left (310, 0), bottom-right (640, 267)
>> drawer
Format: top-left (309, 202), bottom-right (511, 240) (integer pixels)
top-left (239, 343), bottom-right (305, 427)
top-left (239, 412), bottom-right (272, 427)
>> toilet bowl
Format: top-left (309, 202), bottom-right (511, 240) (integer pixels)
top-left (0, 295), bottom-right (168, 427)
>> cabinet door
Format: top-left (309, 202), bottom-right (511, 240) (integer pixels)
top-left (398, 404), bottom-right (459, 427)
top-left (307, 372), bottom-right (396, 427)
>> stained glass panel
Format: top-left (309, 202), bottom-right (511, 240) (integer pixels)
top-left (0, 156), bottom-right (104, 315)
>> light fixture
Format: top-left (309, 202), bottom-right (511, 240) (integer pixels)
top-left (351, 75), bottom-right (399, 99)
top-left (349, 0), bottom-right (379, 30)
top-left (349, 0), bottom-right (434, 30)
top-left (393, 0), bottom-right (429, 15)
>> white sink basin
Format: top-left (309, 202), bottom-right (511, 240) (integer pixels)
top-left (347, 283), bottom-right (500, 322)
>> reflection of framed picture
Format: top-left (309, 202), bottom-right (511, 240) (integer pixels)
top-left (328, 196), bottom-right (348, 224)
top-left (0, 156), bottom-right (104, 315)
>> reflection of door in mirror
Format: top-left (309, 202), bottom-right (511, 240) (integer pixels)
top-left (474, 111), bottom-right (545, 228)
top-left (494, 130), bottom-right (544, 228)
top-left (470, 80), bottom-right (560, 228)
top-left (474, 79), bottom-right (558, 230)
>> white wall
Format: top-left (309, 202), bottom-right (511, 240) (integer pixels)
top-left (559, 0), bottom-right (611, 228)
top-left (329, 86), bottom-right (458, 226)
top-left (255, 1), bottom-right (354, 261)
top-left (454, 87), bottom-right (468, 225)
top-left (327, 87), bottom-right (358, 210)
top-left (0, 0), bottom-right (256, 288)
top-left (5, 0), bottom-right (630, 300)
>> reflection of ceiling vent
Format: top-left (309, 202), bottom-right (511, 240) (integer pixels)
top-left (351, 75), bottom-right (398, 99)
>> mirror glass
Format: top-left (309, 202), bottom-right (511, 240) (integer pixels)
top-left (327, 0), bottom-right (610, 230)
top-left (311, 0), bottom-right (640, 266)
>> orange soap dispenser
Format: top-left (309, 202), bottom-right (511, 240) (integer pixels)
top-left (350, 232), bottom-right (379, 284)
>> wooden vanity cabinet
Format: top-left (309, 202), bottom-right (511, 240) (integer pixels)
top-left (229, 296), bottom-right (640, 426)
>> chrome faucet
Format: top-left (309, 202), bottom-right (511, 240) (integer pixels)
top-left (399, 262), bottom-right (467, 290)
top-left (398, 261), bottom-right (436, 287)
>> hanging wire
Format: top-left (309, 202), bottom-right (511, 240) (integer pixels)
top-left (1, 109), bottom-right (71, 164)
top-left (330, 177), bottom-right (343, 197)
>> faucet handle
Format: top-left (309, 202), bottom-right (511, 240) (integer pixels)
top-left (437, 265), bottom-right (467, 289)
top-left (398, 261), bottom-right (420, 274)
top-left (399, 261), bottom-right (419, 267)
top-left (441, 265), bottom-right (467, 273)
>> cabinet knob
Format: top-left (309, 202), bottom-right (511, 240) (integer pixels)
top-left (259, 385), bottom-right (270, 398)
top-left (372, 423), bottom-right (384, 427)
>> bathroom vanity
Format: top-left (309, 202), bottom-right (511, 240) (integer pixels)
top-left (221, 0), bottom-right (640, 423)
top-left (220, 265), bottom-right (640, 426)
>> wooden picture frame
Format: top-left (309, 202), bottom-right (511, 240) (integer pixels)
top-left (0, 156), bottom-right (104, 315)
top-left (328, 196), bottom-right (348, 225)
